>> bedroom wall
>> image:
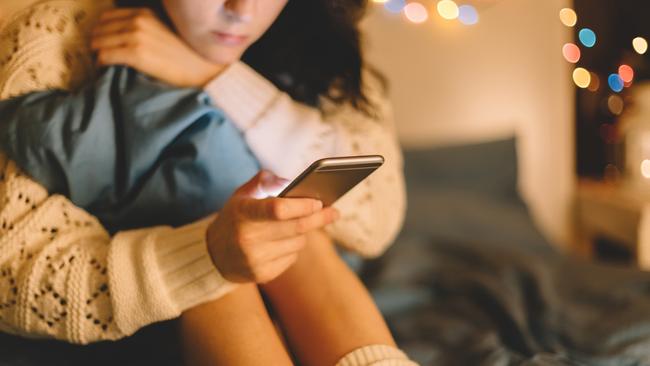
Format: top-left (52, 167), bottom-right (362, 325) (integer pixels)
top-left (362, 0), bottom-right (575, 246)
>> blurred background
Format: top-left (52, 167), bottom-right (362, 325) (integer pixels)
top-left (362, 0), bottom-right (650, 266)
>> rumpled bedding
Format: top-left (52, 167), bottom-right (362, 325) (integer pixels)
top-left (372, 232), bottom-right (650, 365)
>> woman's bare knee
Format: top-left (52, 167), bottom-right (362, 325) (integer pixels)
top-left (179, 283), bottom-right (293, 366)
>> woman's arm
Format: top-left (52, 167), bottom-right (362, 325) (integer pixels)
top-left (79, 6), bottom-right (407, 256)
top-left (0, 153), bottom-right (236, 344)
top-left (0, 61), bottom-right (404, 256)
top-left (0, 66), bottom-right (260, 232)
top-left (205, 63), bottom-right (407, 257)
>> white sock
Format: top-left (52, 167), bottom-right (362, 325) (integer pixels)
top-left (335, 344), bottom-right (420, 366)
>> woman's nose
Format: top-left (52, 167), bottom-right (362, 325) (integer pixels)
top-left (222, 0), bottom-right (255, 23)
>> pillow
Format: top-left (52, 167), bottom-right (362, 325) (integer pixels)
top-left (403, 137), bottom-right (519, 200)
top-left (399, 137), bottom-right (552, 251)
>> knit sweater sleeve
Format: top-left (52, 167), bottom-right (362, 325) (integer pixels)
top-left (0, 153), bottom-right (236, 344)
top-left (205, 63), bottom-right (406, 257)
top-left (0, 1), bottom-right (237, 343)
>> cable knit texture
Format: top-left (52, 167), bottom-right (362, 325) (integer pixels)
top-left (0, 0), bottom-right (109, 99)
top-left (0, 0), bottom-right (236, 344)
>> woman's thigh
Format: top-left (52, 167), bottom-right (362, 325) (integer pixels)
top-left (179, 283), bottom-right (294, 366)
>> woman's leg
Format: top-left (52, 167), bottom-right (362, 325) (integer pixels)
top-left (260, 230), bottom-right (396, 366)
top-left (178, 283), bottom-right (294, 366)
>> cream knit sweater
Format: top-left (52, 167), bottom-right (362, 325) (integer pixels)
top-left (0, 0), bottom-right (406, 345)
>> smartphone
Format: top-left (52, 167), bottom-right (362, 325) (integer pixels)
top-left (278, 155), bottom-right (384, 207)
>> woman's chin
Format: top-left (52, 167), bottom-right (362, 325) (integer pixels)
top-left (203, 47), bottom-right (246, 66)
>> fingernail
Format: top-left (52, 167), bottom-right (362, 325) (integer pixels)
top-left (312, 200), bottom-right (323, 211)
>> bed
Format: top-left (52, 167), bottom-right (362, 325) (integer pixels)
top-left (367, 138), bottom-right (650, 365)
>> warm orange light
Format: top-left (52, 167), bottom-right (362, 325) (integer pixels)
top-left (587, 72), bottom-right (600, 92)
top-left (437, 0), bottom-right (459, 20)
top-left (572, 67), bottom-right (591, 89)
top-left (633, 37), bottom-right (648, 55)
top-left (559, 8), bottom-right (577, 27)
top-left (618, 65), bottom-right (634, 83)
top-left (642, 160), bottom-right (650, 179)
top-left (607, 94), bottom-right (624, 116)
top-left (562, 43), bottom-right (581, 63)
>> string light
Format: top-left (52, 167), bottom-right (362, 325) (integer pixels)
top-left (384, 0), bottom-right (406, 14)
top-left (559, 8), bottom-right (577, 27)
top-left (458, 5), bottom-right (479, 25)
top-left (642, 160), bottom-right (650, 179)
top-left (404, 2), bottom-right (429, 23)
top-left (437, 0), bottom-right (459, 20)
top-left (608, 74), bottom-right (624, 92)
top-left (633, 37), bottom-right (648, 54)
top-left (588, 72), bottom-right (600, 92)
top-left (607, 94), bottom-right (624, 115)
top-left (578, 28), bottom-right (597, 48)
top-left (562, 43), bottom-right (581, 63)
top-left (373, 0), bottom-right (480, 26)
top-left (573, 68), bottom-right (591, 88)
top-left (618, 65), bottom-right (634, 83)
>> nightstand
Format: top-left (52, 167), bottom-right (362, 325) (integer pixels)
top-left (575, 179), bottom-right (650, 269)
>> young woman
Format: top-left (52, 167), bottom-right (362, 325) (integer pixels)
top-left (0, 0), bottom-right (412, 365)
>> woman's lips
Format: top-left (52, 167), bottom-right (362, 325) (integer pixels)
top-left (212, 31), bottom-right (248, 46)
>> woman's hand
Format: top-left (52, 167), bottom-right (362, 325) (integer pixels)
top-left (206, 171), bottom-right (340, 284)
top-left (91, 8), bottom-right (223, 88)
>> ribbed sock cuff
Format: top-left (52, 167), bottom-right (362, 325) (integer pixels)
top-left (335, 344), bottom-right (419, 366)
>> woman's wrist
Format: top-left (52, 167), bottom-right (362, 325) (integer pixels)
top-left (192, 61), bottom-right (226, 88)
top-left (202, 62), bottom-right (280, 131)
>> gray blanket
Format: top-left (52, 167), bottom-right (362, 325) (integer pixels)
top-left (371, 232), bottom-right (650, 365)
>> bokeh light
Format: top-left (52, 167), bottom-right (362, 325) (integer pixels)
top-left (437, 0), bottom-right (459, 20)
top-left (608, 73), bottom-right (624, 92)
top-left (578, 28), bottom-right (597, 48)
top-left (607, 94), bottom-right (624, 115)
top-left (599, 123), bottom-right (618, 143)
top-left (572, 67), bottom-right (591, 89)
top-left (588, 72), bottom-right (600, 92)
top-left (618, 65), bottom-right (634, 83)
top-left (372, 0), bottom-right (389, 3)
top-left (562, 43), bottom-right (581, 63)
top-left (642, 160), bottom-right (650, 179)
top-left (404, 2), bottom-right (428, 23)
top-left (458, 5), bottom-right (479, 25)
top-left (604, 163), bottom-right (621, 182)
top-left (633, 37), bottom-right (648, 55)
top-left (384, 0), bottom-right (406, 13)
top-left (559, 8), bottom-right (577, 27)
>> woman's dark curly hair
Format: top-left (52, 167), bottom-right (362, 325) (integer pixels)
top-left (115, 0), bottom-right (382, 114)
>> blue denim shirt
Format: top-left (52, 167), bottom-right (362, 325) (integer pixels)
top-left (0, 66), bottom-right (260, 233)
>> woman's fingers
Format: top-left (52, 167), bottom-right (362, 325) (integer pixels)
top-left (96, 46), bottom-right (139, 67)
top-left (257, 207), bottom-right (340, 242)
top-left (91, 32), bottom-right (133, 51)
top-left (240, 197), bottom-right (323, 221)
top-left (92, 18), bottom-right (138, 38)
top-left (97, 8), bottom-right (153, 24)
